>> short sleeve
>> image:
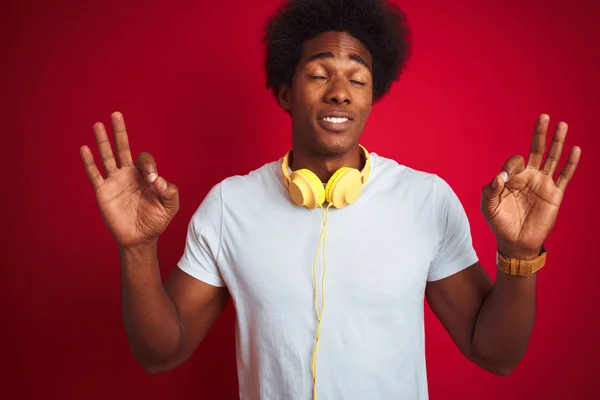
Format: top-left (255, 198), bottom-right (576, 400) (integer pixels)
top-left (177, 183), bottom-right (227, 287)
top-left (428, 176), bottom-right (479, 281)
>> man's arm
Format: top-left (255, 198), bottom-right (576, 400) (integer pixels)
top-left (80, 111), bottom-right (229, 374)
top-left (121, 241), bottom-right (229, 374)
top-left (425, 115), bottom-right (580, 376)
top-left (425, 261), bottom-right (536, 376)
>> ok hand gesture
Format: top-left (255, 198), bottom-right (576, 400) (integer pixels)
top-left (481, 114), bottom-right (581, 259)
top-left (80, 112), bottom-right (179, 248)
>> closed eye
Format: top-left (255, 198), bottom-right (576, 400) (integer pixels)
top-left (351, 80), bottom-right (365, 85)
top-left (310, 75), bottom-right (327, 80)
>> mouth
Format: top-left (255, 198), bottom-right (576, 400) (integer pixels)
top-left (317, 116), bottom-right (354, 133)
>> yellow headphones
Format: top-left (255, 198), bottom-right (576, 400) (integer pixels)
top-left (280, 144), bottom-right (371, 209)
top-left (280, 145), bottom-right (371, 400)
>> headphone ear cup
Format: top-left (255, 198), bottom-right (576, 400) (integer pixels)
top-left (325, 167), bottom-right (363, 208)
top-left (325, 167), bottom-right (350, 204)
top-left (289, 169), bottom-right (325, 209)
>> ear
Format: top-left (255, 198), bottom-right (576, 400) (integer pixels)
top-left (278, 83), bottom-right (291, 111)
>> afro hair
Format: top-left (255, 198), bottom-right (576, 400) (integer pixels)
top-left (263, 0), bottom-right (412, 103)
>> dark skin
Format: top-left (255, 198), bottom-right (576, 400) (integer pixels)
top-left (80, 116), bottom-right (229, 374)
top-left (80, 30), bottom-right (580, 376)
top-left (279, 31), bottom-right (582, 375)
top-left (278, 31), bottom-right (373, 181)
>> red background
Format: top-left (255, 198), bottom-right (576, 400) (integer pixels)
top-left (2, 0), bottom-right (599, 399)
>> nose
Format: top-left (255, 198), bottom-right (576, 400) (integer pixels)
top-left (324, 77), bottom-right (352, 105)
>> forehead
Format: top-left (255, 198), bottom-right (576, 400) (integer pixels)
top-left (300, 31), bottom-right (373, 67)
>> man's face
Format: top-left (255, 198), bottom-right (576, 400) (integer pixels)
top-left (279, 31), bottom-right (373, 156)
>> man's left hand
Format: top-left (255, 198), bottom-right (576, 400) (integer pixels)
top-left (480, 114), bottom-right (581, 260)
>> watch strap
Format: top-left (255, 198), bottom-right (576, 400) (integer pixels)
top-left (496, 245), bottom-right (547, 277)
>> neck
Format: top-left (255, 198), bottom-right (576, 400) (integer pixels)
top-left (289, 143), bottom-right (364, 182)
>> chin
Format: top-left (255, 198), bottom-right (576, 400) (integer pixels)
top-left (313, 133), bottom-right (358, 156)
top-left (293, 120), bottom-right (360, 156)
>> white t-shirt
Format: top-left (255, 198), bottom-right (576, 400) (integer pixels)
top-left (178, 152), bottom-right (478, 400)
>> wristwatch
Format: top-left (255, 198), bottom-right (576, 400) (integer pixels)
top-left (496, 245), bottom-right (547, 277)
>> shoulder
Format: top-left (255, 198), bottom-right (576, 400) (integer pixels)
top-left (218, 158), bottom-right (282, 196)
top-left (369, 152), bottom-right (449, 195)
top-left (368, 152), bottom-right (467, 222)
top-left (192, 158), bottom-right (281, 206)
top-left (188, 158), bottom-right (284, 226)
top-left (201, 158), bottom-right (289, 214)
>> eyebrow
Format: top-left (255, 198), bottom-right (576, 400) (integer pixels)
top-left (306, 52), bottom-right (371, 71)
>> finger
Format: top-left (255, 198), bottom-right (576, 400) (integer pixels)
top-left (111, 111), bottom-right (134, 167)
top-left (556, 146), bottom-right (581, 191)
top-left (481, 172), bottom-right (508, 219)
top-left (501, 154), bottom-right (525, 182)
top-left (136, 151), bottom-right (159, 184)
top-left (482, 173), bottom-right (505, 202)
top-left (481, 155), bottom-right (524, 209)
top-left (80, 145), bottom-right (104, 189)
top-left (93, 122), bottom-right (118, 175)
top-left (152, 176), bottom-right (180, 212)
top-left (527, 114), bottom-right (550, 169)
top-left (542, 121), bottom-right (568, 176)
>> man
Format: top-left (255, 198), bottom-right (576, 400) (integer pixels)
top-left (80, 0), bottom-right (581, 399)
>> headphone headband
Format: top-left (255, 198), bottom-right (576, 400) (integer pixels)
top-left (281, 144), bottom-right (371, 188)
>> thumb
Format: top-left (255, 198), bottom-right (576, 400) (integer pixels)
top-left (482, 171), bottom-right (508, 210)
top-left (482, 154), bottom-right (525, 211)
top-left (152, 176), bottom-right (179, 212)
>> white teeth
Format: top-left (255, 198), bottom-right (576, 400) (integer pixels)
top-left (322, 117), bottom-right (349, 123)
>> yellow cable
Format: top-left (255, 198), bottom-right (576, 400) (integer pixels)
top-left (312, 203), bottom-right (332, 400)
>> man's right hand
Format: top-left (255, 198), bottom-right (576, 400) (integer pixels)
top-left (80, 112), bottom-right (179, 248)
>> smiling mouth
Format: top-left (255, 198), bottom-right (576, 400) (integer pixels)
top-left (322, 117), bottom-right (350, 123)
top-left (317, 117), bottom-right (353, 132)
